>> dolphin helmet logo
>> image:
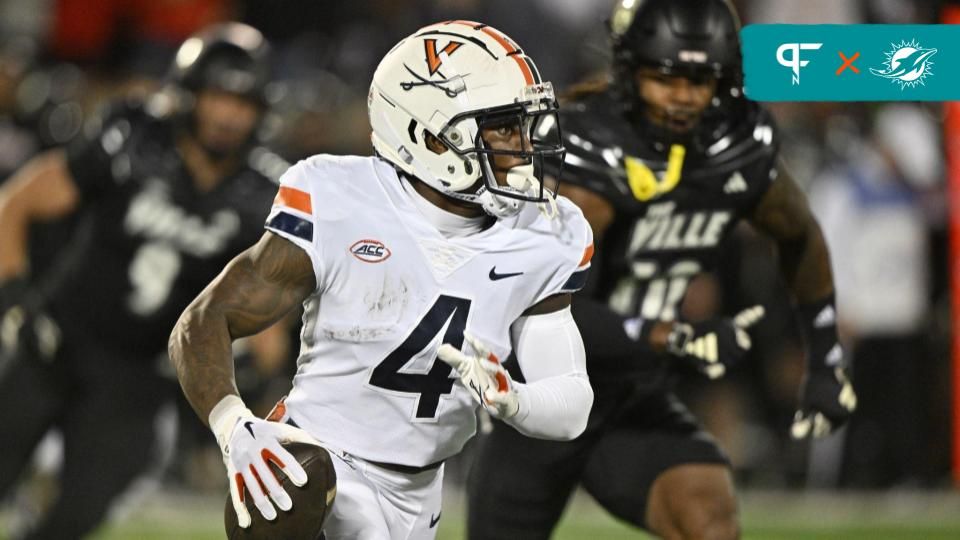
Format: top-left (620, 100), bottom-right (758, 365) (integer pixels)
top-left (870, 39), bottom-right (937, 89)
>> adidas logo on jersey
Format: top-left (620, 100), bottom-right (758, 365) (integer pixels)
top-left (723, 171), bottom-right (747, 194)
top-left (814, 305), bottom-right (836, 328)
top-left (351, 239), bottom-right (392, 263)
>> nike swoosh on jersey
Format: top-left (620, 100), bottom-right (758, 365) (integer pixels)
top-left (430, 512), bottom-right (442, 528)
top-left (489, 267), bottom-right (524, 281)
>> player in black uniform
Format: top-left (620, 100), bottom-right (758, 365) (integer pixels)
top-left (468, 1), bottom-right (857, 538)
top-left (0, 23), bottom-right (283, 539)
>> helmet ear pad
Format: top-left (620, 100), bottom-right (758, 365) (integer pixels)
top-left (414, 127), bottom-right (531, 219)
top-left (424, 132), bottom-right (447, 154)
top-left (418, 130), bottom-right (476, 190)
top-left (407, 123), bottom-right (482, 194)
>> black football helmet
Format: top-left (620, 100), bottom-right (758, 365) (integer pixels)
top-left (168, 22), bottom-right (271, 105)
top-left (609, 0), bottom-right (744, 146)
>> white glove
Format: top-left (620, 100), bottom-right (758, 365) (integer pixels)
top-left (438, 333), bottom-right (519, 419)
top-left (209, 395), bottom-right (318, 528)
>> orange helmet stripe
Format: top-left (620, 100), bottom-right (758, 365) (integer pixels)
top-left (445, 20), bottom-right (534, 85)
top-left (478, 26), bottom-right (534, 85)
top-left (447, 19), bottom-right (483, 28)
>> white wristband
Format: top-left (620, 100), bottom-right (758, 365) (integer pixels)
top-left (208, 394), bottom-right (254, 453)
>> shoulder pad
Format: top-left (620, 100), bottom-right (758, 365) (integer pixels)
top-left (557, 94), bottom-right (780, 203)
top-left (278, 154), bottom-right (386, 211)
top-left (92, 96), bottom-right (157, 127)
top-left (519, 195), bottom-right (594, 303)
top-left (695, 100), bottom-right (779, 178)
top-left (247, 147), bottom-right (290, 185)
top-left (76, 98), bottom-right (154, 160)
top-left (79, 95), bottom-right (171, 148)
top-left (554, 196), bottom-right (594, 274)
top-left (557, 91), bottom-right (639, 202)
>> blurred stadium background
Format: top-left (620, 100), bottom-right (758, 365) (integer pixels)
top-left (1, 0), bottom-right (960, 538)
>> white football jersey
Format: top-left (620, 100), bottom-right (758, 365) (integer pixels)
top-left (265, 155), bottom-right (593, 466)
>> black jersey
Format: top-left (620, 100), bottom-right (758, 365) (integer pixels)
top-left (559, 89), bottom-right (779, 324)
top-left (51, 98), bottom-right (282, 357)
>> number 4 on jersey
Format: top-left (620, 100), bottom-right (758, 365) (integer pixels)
top-left (369, 295), bottom-right (471, 419)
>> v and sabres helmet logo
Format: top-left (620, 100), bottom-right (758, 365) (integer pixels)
top-left (400, 38), bottom-right (467, 98)
top-left (424, 38), bottom-right (462, 75)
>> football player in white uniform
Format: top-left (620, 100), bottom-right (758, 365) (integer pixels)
top-left (169, 21), bottom-right (595, 539)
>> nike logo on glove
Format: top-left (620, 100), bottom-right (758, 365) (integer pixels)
top-left (430, 512), bottom-right (442, 528)
top-left (468, 380), bottom-right (484, 402)
top-left (489, 267), bottom-right (523, 281)
top-left (243, 421), bottom-right (256, 438)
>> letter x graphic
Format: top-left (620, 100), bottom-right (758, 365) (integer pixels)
top-left (836, 51), bottom-right (860, 75)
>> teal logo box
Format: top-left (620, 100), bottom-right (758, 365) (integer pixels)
top-left (742, 24), bottom-right (958, 101)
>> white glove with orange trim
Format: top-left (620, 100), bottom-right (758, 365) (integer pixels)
top-left (209, 395), bottom-right (319, 528)
top-left (438, 333), bottom-right (519, 419)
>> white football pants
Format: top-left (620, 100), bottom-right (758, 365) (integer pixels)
top-left (323, 450), bottom-right (445, 540)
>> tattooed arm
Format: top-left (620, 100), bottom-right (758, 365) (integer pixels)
top-left (171, 231), bottom-right (318, 526)
top-left (169, 231), bottom-right (316, 425)
top-left (749, 161), bottom-right (855, 439)
top-left (749, 163), bottom-right (834, 302)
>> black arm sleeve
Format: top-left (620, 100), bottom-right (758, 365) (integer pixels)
top-left (571, 295), bottom-right (656, 361)
top-left (796, 293), bottom-right (842, 372)
top-left (570, 253), bottom-right (664, 374)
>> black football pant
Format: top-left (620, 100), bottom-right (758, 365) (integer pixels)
top-left (467, 381), bottom-right (728, 539)
top-left (0, 337), bottom-right (170, 539)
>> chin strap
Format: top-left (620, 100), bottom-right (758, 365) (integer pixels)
top-left (537, 186), bottom-right (558, 219)
top-left (477, 187), bottom-right (522, 218)
top-left (505, 164), bottom-right (559, 220)
top-left (474, 160), bottom-right (559, 220)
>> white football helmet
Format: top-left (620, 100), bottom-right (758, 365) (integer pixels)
top-left (369, 21), bottom-right (564, 218)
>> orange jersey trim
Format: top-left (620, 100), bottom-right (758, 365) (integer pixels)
top-left (274, 186), bottom-right (313, 214)
top-left (579, 243), bottom-right (595, 267)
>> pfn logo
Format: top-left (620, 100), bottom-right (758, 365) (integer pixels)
top-left (776, 43), bottom-right (823, 85)
top-left (350, 239), bottom-right (392, 263)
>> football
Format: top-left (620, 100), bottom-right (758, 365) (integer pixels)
top-left (224, 442), bottom-right (337, 540)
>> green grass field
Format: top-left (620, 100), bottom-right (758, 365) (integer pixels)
top-left (4, 488), bottom-right (959, 539)
top-left (60, 489), bottom-right (959, 539)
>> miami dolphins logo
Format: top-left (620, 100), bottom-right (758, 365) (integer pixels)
top-left (869, 39), bottom-right (936, 89)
